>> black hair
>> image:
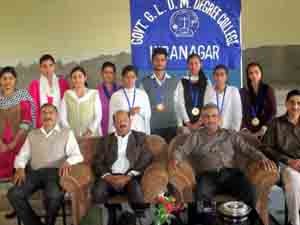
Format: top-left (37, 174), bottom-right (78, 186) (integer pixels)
top-left (40, 103), bottom-right (58, 112)
top-left (152, 47), bottom-right (168, 60)
top-left (246, 62), bottom-right (264, 89)
top-left (187, 53), bottom-right (201, 64)
top-left (213, 64), bottom-right (229, 75)
top-left (39, 54), bottom-right (56, 65)
top-left (112, 110), bottom-right (131, 122)
top-left (0, 66), bottom-right (17, 79)
top-left (286, 89), bottom-right (300, 102)
top-left (70, 66), bottom-right (88, 87)
top-left (121, 65), bottom-right (138, 78)
top-left (101, 61), bottom-right (116, 73)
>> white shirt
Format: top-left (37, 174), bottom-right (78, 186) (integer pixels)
top-left (60, 89), bottom-right (102, 136)
top-left (102, 131), bottom-right (140, 177)
top-left (40, 74), bottom-right (61, 109)
top-left (111, 132), bottom-right (131, 174)
top-left (204, 85), bottom-right (242, 131)
top-left (108, 88), bottom-right (151, 134)
top-left (14, 124), bottom-right (84, 169)
top-left (174, 77), bottom-right (213, 126)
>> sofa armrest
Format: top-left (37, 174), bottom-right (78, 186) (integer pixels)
top-left (246, 161), bottom-right (279, 190)
top-left (246, 161), bottom-right (279, 225)
top-left (168, 160), bottom-right (196, 202)
top-left (60, 163), bottom-right (94, 193)
top-left (141, 162), bottom-right (169, 203)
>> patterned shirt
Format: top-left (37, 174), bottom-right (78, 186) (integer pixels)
top-left (174, 127), bottom-right (266, 175)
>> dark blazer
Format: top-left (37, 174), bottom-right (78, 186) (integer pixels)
top-left (92, 131), bottom-right (153, 177)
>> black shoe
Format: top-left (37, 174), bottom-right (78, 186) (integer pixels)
top-left (118, 211), bottom-right (136, 225)
top-left (5, 210), bottom-right (16, 219)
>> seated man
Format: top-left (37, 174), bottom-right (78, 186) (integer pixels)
top-left (7, 103), bottom-right (83, 225)
top-left (170, 103), bottom-right (273, 219)
top-left (263, 89), bottom-right (300, 225)
top-left (91, 110), bottom-right (152, 214)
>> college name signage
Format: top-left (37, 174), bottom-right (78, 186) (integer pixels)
top-left (130, 0), bottom-right (241, 77)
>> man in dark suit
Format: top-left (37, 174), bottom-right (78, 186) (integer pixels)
top-left (91, 110), bottom-right (152, 211)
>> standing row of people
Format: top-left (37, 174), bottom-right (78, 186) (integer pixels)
top-left (0, 49), bottom-right (277, 180)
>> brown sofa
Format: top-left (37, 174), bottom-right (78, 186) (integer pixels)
top-left (59, 135), bottom-right (169, 225)
top-left (167, 133), bottom-right (279, 225)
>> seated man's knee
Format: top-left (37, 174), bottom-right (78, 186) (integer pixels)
top-left (91, 179), bottom-right (109, 204)
top-left (282, 167), bottom-right (300, 193)
top-left (7, 186), bottom-right (26, 202)
top-left (45, 186), bottom-right (64, 201)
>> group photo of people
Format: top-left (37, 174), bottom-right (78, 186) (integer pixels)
top-left (0, 48), bottom-right (299, 225)
top-left (1, 1), bottom-right (300, 225)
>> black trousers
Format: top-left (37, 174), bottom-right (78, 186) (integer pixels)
top-left (7, 168), bottom-right (64, 225)
top-left (91, 176), bottom-right (146, 211)
top-left (196, 168), bottom-right (257, 207)
top-left (189, 168), bottom-right (258, 225)
top-left (151, 127), bottom-right (177, 143)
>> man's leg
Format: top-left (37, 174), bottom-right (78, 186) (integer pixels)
top-left (188, 172), bottom-right (218, 224)
top-left (7, 170), bottom-right (43, 225)
top-left (91, 179), bottom-right (116, 204)
top-left (282, 166), bottom-right (300, 225)
top-left (126, 177), bottom-right (148, 215)
top-left (196, 171), bottom-right (219, 201)
top-left (219, 168), bottom-right (257, 208)
top-left (42, 169), bottom-right (64, 225)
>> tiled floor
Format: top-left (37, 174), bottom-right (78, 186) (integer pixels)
top-left (0, 187), bottom-right (285, 225)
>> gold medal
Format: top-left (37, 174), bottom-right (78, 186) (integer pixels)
top-left (251, 117), bottom-right (260, 126)
top-left (192, 107), bottom-right (200, 116)
top-left (156, 103), bottom-right (165, 112)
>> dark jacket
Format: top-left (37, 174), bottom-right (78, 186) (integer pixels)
top-left (92, 131), bottom-right (153, 177)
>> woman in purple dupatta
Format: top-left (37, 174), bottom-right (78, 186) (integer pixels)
top-left (97, 62), bottom-right (120, 136)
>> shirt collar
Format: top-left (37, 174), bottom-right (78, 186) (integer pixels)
top-left (281, 113), bottom-right (300, 126)
top-left (114, 131), bottom-right (132, 139)
top-left (40, 124), bottom-right (61, 136)
top-left (151, 73), bottom-right (171, 80)
top-left (40, 73), bottom-right (57, 82)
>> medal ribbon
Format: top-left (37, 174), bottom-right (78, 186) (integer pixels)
top-left (151, 76), bottom-right (165, 105)
top-left (123, 88), bottom-right (136, 110)
top-left (189, 82), bottom-right (199, 108)
top-left (216, 86), bottom-right (227, 115)
top-left (103, 83), bottom-right (117, 100)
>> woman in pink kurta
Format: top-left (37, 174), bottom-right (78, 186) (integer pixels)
top-left (28, 54), bottom-right (69, 128)
top-left (97, 62), bottom-right (120, 136)
top-left (0, 67), bottom-right (36, 179)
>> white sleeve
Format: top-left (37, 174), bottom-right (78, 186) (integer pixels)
top-left (231, 88), bottom-right (243, 131)
top-left (144, 92), bottom-right (152, 134)
top-left (175, 81), bottom-right (190, 126)
top-left (204, 85), bottom-right (215, 105)
top-left (14, 137), bottom-right (31, 169)
top-left (138, 91), bottom-right (151, 134)
top-left (108, 94), bottom-right (118, 134)
top-left (59, 96), bottom-right (70, 128)
top-left (88, 92), bottom-right (102, 136)
top-left (65, 130), bottom-right (84, 165)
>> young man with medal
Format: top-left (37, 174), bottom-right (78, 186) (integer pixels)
top-left (174, 53), bottom-right (212, 133)
top-left (141, 48), bottom-right (178, 142)
top-left (205, 65), bottom-right (242, 131)
top-left (109, 65), bottom-right (151, 134)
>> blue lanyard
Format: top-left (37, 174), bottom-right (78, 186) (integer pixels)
top-left (189, 82), bottom-right (199, 108)
top-left (123, 88), bottom-right (136, 110)
top-left (103, 83), bottom-right (117, 99)
top-left (216, 86), bottom-right (227, 114)
top-left (152, 78), bottom-right (165, 103)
